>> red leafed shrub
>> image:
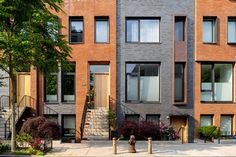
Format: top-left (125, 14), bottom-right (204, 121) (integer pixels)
top-left (31, 137), bottom-right (43, 151)
top-left (21, 116), bottom-right (60, 139)
top-left (119, 120), bottom-right (139, 138)
top-left (139, 121), bottom-right (159, 139)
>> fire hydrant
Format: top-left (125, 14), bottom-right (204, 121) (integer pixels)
top-left (128, 135), bottom-right (136, 153)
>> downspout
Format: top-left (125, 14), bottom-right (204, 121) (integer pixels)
top-left (36, 69), bottom-right (40, 116)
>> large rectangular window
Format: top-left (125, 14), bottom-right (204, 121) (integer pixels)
top-left (203, 17), bottom-right (217, 43)
top-left (95, 17), bottom-right (109, 43)
top-left (228, 17), bottom-right (236, 44)
top-left (62, 115), bottom-right (76, 137)
top-left (220, 115), bottom-right (233, 136)
top-left (200, 115), bottom-right (213, 127)
top-left (146, 114), bottom-right (160, 124)
top-left (174, 63), bottom-right (185, 102)
top-left (44, 73), bottom-right (58, 102)
top-left (62, 63), bottom-right (76, 102)
top-left (175, 17), bottom-right (185, 41)
top-left (69, 17), bottom-right (83, 43)
top-left (126, 18), bottom-right (160, 43)
top-left (201, 63), bottom-right (233, 102)
top-left (126, 63), bottom-right (160, 102)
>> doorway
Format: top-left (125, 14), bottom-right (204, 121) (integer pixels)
top-left (170, 116), bottom-right (188, 143)
top-left (89, 65), bottom-right (110, 109)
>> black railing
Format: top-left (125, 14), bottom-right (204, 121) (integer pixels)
top-left (0, 95), bottom-right (10, 111)
top-left (120, 102), bottom-right (145, 121)
top-left (80, 94), bottom-right (90, 139)
top-left (43, 104), bottom-right (58, 115)
top-left (4, 95), bottom-right (36, 139)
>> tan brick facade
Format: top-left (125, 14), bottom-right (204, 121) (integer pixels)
top-left (195, 0), bottom-right (236, 133)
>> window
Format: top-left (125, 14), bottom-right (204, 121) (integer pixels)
top-left (220, 115), bottom-right (233, 136)
top-left (174, 63), bottom-right (185, 102)
top-left (47, 19), bottom-right (59, 41)
top-left (62, 115), bottom-right (76, 137)
top-left (69, 17), bottom-right (83, 43)
top-left (201, 63), bottom-right (233, 102)
top-left (95, 17), bottom-right (109, 43)
top-left (200, 115), bottom-right (213, 127)
top-left (125, 114), bottom-right (140, 122)
top-left (146, 114), bottom-right (160, 123)
top-left (126, 63), bottom-right (160, 102)
top-left (228, 17), bottom-right (236, 43)
top-left (203, 17), bottom-right (217, 43)
top-left (45, 73), bottom-right (58, 102)
top-left (175, 17), bottom-right (185, 41)
top-left (62, 63), bottom-right (76, 102)
top-left (126, 18), bottom-right (160, 43)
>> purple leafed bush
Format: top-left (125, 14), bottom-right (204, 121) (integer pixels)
top-left (20, 116), bottom-right (60, 139)
top-left (119, 120), bottom-right (179, 140)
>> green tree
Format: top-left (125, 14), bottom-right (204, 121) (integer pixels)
top-left (0, 0), bottom-right (71, 151)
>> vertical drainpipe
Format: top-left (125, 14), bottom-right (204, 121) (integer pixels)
top-left (36, 69), bottom-right (40, 116)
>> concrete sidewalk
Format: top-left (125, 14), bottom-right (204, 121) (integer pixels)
top-left (45, 140), bottom-right (236, 156)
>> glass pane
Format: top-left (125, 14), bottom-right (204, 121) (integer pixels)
top-left (127, 75), bottom-right (138, 101)
top-left (127, 20), bottom-right (138, 42)
top-left (214, 64), bottom-right (232, 101)
top-left (63, 75), bottom-right (75, 102)
top-left (201, 91), bottom-right (213, 101)
top-left (125, 115), bottom-right (139, 122)
top-left (70, 20), bottom-right (83, 43)
top-left (220, 116), bottom-right (232, 136)
top-left (203, 20), bottom-right (213, 43)
top-left (96, 20), bottom-right (109, 42)
top-left (146, 115), bottom-right (160, 123)
top-left (201, 64), bottom-right (212, 90)
top-left (140, 64), bottom-right (159, 101)
top-left (228, 20), bottom-right (236, 43)
top-left (175, 19), bottom-right (185, 41)
top-left (63, 116), bottom-right (76, 136)
top-left (174, 64), bottom-right (184, 102)
top-left (140, 20), bottom-right (159, 42)
top-left (45, 75), bottom-right (58, 102)
top-left (90, 65), bottom-right (109, 73)
top-left (200, 115), bottom-right (212, 127)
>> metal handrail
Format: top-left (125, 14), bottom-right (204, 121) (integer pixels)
top-left (0, 95), bottom-right (10, 111)
top-left (4, 95), bottom-right (36, 139)
top-left (80, 93), bottom-right (90, 139)
top-left (204, 127), bottom-right (217, 143)
top-left (43, 104), bottom-right (59, 115)
top-left (120, 102), bottom-right (145, 121)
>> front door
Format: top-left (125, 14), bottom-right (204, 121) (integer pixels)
top-left (94, 73), bottom-right (109, 108)
top-left (170, 116), bottom-right (188, 143)
top-left (17, 72), bottom-right (31, 102)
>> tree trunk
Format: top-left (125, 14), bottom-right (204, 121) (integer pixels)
top-left (10, 75), bottom-right (16, 152)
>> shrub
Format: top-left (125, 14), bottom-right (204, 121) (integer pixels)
top-left (16, 133), bottom-right (33, 148)
top-left (119, 120), bottom-right (139, 138)
top-left (199, 126), bottom-right (220, 139)
top-left (106, 110), bottom-right (117, 130)
top-left (139, 121), bottom-right (159, 139)
top-left (0, 143), bottom-right (11, 152)
top-left (20, 116), bottom-right (60, 139)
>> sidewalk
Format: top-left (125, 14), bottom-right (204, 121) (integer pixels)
top-left (45, 140), bottom-right (236, 156)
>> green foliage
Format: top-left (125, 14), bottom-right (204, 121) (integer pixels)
top-left (199, 126), bottom-right (220, 139)
top-left (0, 143), bottom-right (11, 152)
top-left (16, 133), bottom-right (33, 148)
top-left (15, 148), bottom-right (44, 156)
top-left (106, 110), bottom-right (116, 130)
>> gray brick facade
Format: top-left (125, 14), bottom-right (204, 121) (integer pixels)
top-left (116, 0), bottom-right (195, 142)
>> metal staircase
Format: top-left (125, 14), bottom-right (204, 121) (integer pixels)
top-left (0, 95), bottom-right (36, 139)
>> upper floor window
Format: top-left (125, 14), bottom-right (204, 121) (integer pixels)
top-left (44, 73), bottom-right (58, 102)
top-left (95, 17), bottom-right (109, 43)
top-left (69, 17), bottom-right (83, 43)
top-left (126, 63), bottom-right (160, 102)
top-left (175, 17), bottom-right (186, 42)
top-left (62, 62), bottom-right (76, 102)
top-left (126, 18), bottom-right (160, 43)
top-left (228, 17), bottom-right (236, 44)
top-left (203, 17), bottom-right (217, 43)
top-left (201, 63), bottom-right (233, 102)
top-left (174, 63), bottom-right (185, 102)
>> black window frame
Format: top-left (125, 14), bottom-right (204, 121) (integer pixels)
top-left (62, 62), bottom-right (76, 103)
top-left (146, 114), bottom-right (160, 123)
top-left (227, 16), bottom-right (236, 44)
top-left (174, 63), bottom-right (185, 102)
top-left (200, 115), bottom-right (213, 127)
top-left (61, 114), bottom-right (76, 138)
top-left (125, 17), bottom-right (161, 43)
top-left (69, 16), bottom-right (84, 44)
top-left (202, 16), bottom-right (217, 44)
top-left (94, 16), bottom-right (110, 43)
top-left (200, 63), bottom-right (233, 103)
top-left (220, 115), bottom-right (234, 136)
top-left (125, 62), bottom-right (160, 103)
top-left (125, 114), bottom-right (140, 122)
top-left (174, 16), bottom-right (186, 42)
top-left (44, 72), bottom-right (58, 103)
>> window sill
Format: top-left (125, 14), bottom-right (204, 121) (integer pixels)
top-left (173, 102), bottom-right (187, 106)
top-left (227, 42), bottom-right (236, 45)
top-left (200, 101), bottom-right (234, 104)
top-left (125, 101), bottom-right (161, 104)
top-left (95, 42), bottom-right (110, 44)
top-left (44, 102), bottom-right (59, 104)
top-left (202, 42), bottom-right (217, 45)
top-left (125, 42), bottom-right (161, 44)
top-left (61, 102), bottom-right (76, 104)
top-left (69, 42), bottom-right (84, 45)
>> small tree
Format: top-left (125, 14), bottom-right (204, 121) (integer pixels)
top-left (0, 0), bottom-right (71, 151)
